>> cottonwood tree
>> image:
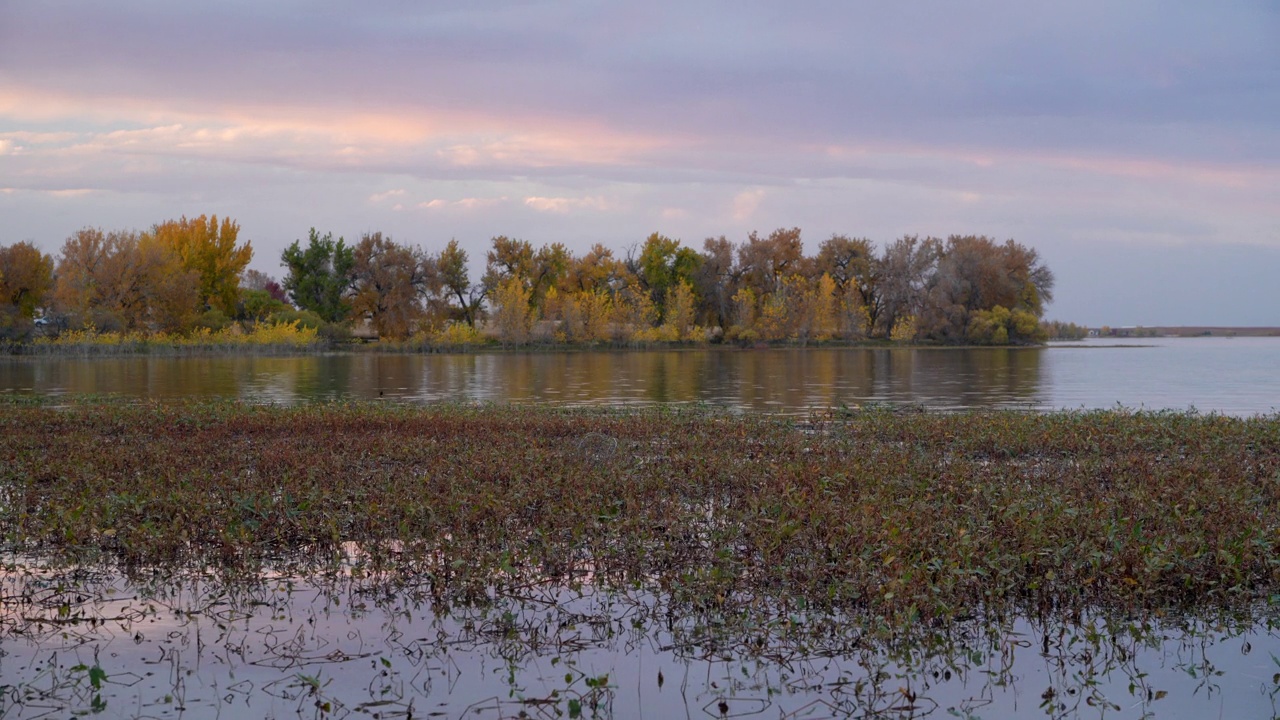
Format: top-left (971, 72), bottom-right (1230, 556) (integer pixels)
top-left (53, 228), bottom-right (200, 332)
top-left (660, 280), bottom-right (698, 341)
top-left (482, 236), bottom-right (536, 293)
top-left (0, 241), bottom-right (54, 318)
top-left (785, 273), bottom-right (838, 345)
top-left (150, 215), bottom-right (252, 316)
top-left (488, 275), bottom-right (534, 345)
top-left (529, 243), bottom-right (570, 311)
top-left (737, 228), bottom-right (803, 298)
top-left (481, 236), bottom-right (572, 316)
top-left (350, 232), bottom-right (437, 340)
top-left (436, 239), bottom-right (483, 326)
top-left (637, 233), bottom-right (700, 319)
top-left (691, 236), bottom-right (738, 329)
top-left (876, 235), bottom-right (941, 340)
top-left (920, 235), bottom-right (1055, 343)
top-left (0, 241), bottom-right (55, 340)
top-left (561, 243), bottom-right (624, 295)
top-left (815, 234), bottom-right (880, 330)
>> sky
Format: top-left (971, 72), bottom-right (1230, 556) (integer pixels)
top-left (1, 1), bottom-right (1277, 327)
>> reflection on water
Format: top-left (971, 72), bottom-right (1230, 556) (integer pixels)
top-left (3, 569), bottom-right (1279, 719)
top-left (2, 337), bottom-right (1278, 414)
top-left (0, 348), bottom-right (1048, 413)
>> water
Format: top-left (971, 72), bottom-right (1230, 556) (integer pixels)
top-left (4, 569), bottom-right (1278, 720)
top-left (5, 338), bottom-right (1280, 718)
top-left (2, 337), bottom-right (1278, 415)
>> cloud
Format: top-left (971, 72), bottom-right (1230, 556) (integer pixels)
top-left (524, 196), bottom-right (611, 214)
top-left (1, 2), bottom-right (1277, 327)
top-left (418, 197), bottom-right (508, 211)
top-left (368, 189), bottom-right (405, 204)
top-left (455, 197), bottom-right (507, 210)
top-left (731, 189), bottom-right (765, 222)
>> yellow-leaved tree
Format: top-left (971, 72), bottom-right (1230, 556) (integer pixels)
top-left (661, 280), bottom-right (697, 341)
top-left (150, 215), bottom-right (252, 316)
top-left (0, 241), bottom-right (55, 318)
top-left (489, 276), bottom-right (534, 345)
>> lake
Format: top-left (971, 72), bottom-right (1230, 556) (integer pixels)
top-left (4, 568), bottom-right (1279, 720)
top-left (2, 336), bottom-right (1278, 414)
top-left (5, 337), bottom-right (1280, 718)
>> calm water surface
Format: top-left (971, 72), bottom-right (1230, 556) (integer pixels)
top-left (4, 571), bottom-right (1278, 720)
top-left (2, 337), bottom-right (1277, 414)
top-left (6, 339), bottom-right (1280, 718)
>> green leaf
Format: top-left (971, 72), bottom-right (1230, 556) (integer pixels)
top-left (89, 665), bottom-right (107, 690)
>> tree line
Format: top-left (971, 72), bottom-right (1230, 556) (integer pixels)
top-left (1, 219), bottom-right (1058, 346)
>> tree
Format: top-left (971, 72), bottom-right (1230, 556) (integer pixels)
top-left (436, 239), bottom-right (483, 326)
top-left (836, 283), bottom-right (871, 341)
top-left (242, 269), bottom-right (289, 303)
top-left (482, 236), bottom-right (535, 294)
top-left (919, 235), bottom-right (1055, 343)
top-left (637, 233), bottom-right (700, 320)
top-left (562, 243), bottom-right (624, 295)
top-left (0, 241), bottom-right (55, 318)
top-left (237, 288), bottom-right (290, 322)
top-left (728, 286), bottom-right (759, 342)
top-left (529, 243), bottom-right (571, 310)
top-left (481, 236), bottom-right (571, 316)
top-left (488, 276), bottom-right (534, 345)
top-left (876, 235), bottom-right (940, 340)
top-left (281, 229), bottom-right (355, 323)
top-left (610, 285), bottom-right (657, 343)
top-left (52, 228), bottom-right (200, 332)
top-left (786, 273), bottom-right (838, 345)
top-left (52, 228), bottom-right (113, 325)
top-left (737, 228), bottom-right (803, 298)
top-left (815, 234), bottom-right (880, 330)
top-left (661, 280), bottom-right (697, 341)
top-left (692, 236), bottom-right (738, 329)
top-left (137, 235), bottom-right (203, 332)
top-left (150, 215), bottom-right (253, 316)
top-left (350, 232), bottom-right (436, 340)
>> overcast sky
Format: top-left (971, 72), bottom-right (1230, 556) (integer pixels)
top-left (2, 1), bottom-right (1277, 326)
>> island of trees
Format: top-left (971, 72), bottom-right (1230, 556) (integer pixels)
top-left (1, 216), bottom-right (1065, 349)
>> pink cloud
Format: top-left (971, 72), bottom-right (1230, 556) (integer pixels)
top-left (524, 196), bottom-right (611, 214)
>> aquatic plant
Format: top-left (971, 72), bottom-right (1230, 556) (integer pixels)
top-left (2, 400), bottom-right (1278, 622)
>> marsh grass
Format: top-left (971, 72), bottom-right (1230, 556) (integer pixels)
top-left (2, 399), bottom-right (1279, 623)
top-left (20, 321), bottom-right (323, 356)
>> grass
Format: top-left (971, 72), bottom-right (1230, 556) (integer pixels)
top-left (19, 320), bottom-right (323, 355)
top-left (2, 399), bottom-right (1279, 623)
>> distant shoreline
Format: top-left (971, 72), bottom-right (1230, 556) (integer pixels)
top-left (1095, 326), bottom-right (1280, 338)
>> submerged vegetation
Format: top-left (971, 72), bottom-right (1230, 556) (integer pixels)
top-left (3, 400), bottom-right (1278, 619)
top-left (4, 399), bottom-right (1280, 717)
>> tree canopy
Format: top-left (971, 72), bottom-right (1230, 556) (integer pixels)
top-left (5, 221), bottom-right (1063, 346)
top-left (281, 229), bottom-right (355, 323)
top-left (150, 215), bottom-right (253, 316)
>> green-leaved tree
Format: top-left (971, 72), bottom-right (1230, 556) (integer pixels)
top-left (281, 229), bottom-right (355, 323)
